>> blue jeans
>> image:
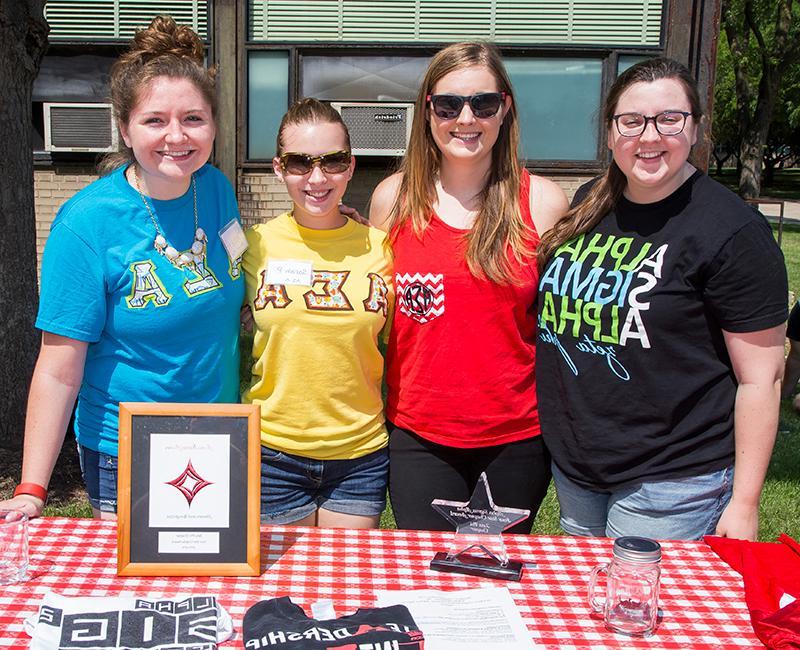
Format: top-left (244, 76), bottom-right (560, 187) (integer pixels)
top-left (261, 446), bottom-right (389, 525)
top-left (552, 462), bottom-right (734, 540)
top-left (77, 444), bottom-right (118, 513)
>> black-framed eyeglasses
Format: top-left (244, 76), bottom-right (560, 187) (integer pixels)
top-left (612, 111), bottom-right (693, 137)
top-left (278, 150), bottom-right (352, 175)
top-left (426, 92), bottom-right (507, 119)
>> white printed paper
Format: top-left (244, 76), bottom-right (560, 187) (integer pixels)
top-left (148, 434), bottom-right (230, 529)
top-left (375, 587), bottom-right (539, 649)
top-left (266, 259), bottom-right (313, 286)
top-left (219, 219), bottom-right (248, 261)
top-left (158, 531), bottom-right (220, 554)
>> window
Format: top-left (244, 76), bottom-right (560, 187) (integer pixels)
top-left (506, 58), bottom-right (603, 161)
top-left (45, 0), bottom-right (208, 40)
top-left (301, 55), bottom-right (429, 102)
top-left (618, 55), bottom-right (650, 74)
top-left (248, 0), bottom-right (663, 46)
top-left (248, 51), bottom-right (290, 160)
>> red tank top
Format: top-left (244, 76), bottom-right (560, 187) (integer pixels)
top-left (386, 172), bottom-right (541, 448)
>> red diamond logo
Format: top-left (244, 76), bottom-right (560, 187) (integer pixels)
top-left (166, 460), bottom-right (213, 506)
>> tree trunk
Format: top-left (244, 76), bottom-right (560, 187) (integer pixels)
top-left (0, 1), bottom-right (48, 449)
top-left (739, 136), bottom-right (764, 198)
top-left (737, 63), bottom-right (780, 198)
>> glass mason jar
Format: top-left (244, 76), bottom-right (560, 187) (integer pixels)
top-left (588, 536), bottom-right (662, 636)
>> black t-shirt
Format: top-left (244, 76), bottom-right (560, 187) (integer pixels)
top-left (787, 302), bottom-right (800, 340)
top-left (536, 171), bottom-right (788, 490)
top-left (243, 597), bottom-right (424, 649)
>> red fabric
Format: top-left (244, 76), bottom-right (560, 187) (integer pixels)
top-left (705, 534), bottom-right (800, 649)
top-left (386, 172), bottom-right (540, 448)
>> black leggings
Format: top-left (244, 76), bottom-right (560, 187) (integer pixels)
top-left (388, 424), bottom-right (551, 534)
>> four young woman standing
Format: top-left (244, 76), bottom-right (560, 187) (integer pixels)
top-left (2, 20), bottom-right (788, 543)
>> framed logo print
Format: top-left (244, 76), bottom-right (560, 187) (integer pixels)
top-left (117, 403), bottom-right (261, 576)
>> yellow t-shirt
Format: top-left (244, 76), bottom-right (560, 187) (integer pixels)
top-left (243, 212), bottom-right (394, 460)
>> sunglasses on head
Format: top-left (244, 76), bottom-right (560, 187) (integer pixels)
top-left (426, 92), bottom-right (507, 119)
top-left (278, 150), bottom-right (352, 176)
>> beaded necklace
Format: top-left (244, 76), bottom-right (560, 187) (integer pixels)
top-left (131, 165), bottom-right (207, 268)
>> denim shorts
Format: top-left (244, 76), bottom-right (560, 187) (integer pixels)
top-left (260, 446), bottom-right (389, 525)
top-left (552, 462), bottom-right (734, 541)
top-left (77, 444), bottom-right (118, 513)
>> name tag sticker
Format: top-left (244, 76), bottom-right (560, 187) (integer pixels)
top-left (266, 259), bottom-right (314, 286)
top-left (219, 219), bottom-right (248, 261)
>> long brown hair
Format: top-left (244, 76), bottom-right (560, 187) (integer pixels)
top-left (99, 15), bottom-right (216, 175)
top-left (537, 57), bottom-right (704, 269)
top-left (386, 42), bottom-right (533, 284)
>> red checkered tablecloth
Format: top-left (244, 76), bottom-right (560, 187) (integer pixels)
top-left (0, 518), bottom-right (760, 648)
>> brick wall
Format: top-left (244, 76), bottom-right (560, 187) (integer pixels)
top-left (548, 174), bottom-right (594, 203)
top-left (236, 169), bottom-right (594, 225)
top-left (237, 166), bottom-right (390, 226)
top-left (237, 171), bottom-right (292, 228)
top-left (34, 167), bottom-right (594, 274)
top-left (34, 168), bottom-right (98, 279)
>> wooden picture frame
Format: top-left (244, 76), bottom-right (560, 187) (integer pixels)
top-left (117, 402), bottom-right (261, 576)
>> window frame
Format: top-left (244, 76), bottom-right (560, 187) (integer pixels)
top-left (240, 40), bottom-right (663, 173)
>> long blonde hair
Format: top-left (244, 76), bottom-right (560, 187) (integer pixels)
top-left (537, 57), bottom-right (704, 269)
top-left (99, 15), bottom-right (216, 175)
top-left (387, 42), bottom-right (534, 284)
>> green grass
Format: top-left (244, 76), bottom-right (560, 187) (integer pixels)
top-left (760, 403), bottom-right (800, 541)
top-left (711, 168), bottom-right (800, 201)
top-left (21, 222), bottom-right (800, 541)
top-left (779, 223), bottom-right (800, 298)
top-left (530, 483), bottom-right (562, 535)
top-left (42, 500), bottom-right (92, 518)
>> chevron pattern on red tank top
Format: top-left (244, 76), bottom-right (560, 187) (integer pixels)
top-left (395, 272), bottom-right (444, 324)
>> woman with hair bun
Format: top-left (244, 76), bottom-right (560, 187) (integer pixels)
top-left (1, 16), bottom-right (243, 519)
top-left (369, 42), bottom-right (568, 532)
top-left (536, 57), bottom-right (787, 541)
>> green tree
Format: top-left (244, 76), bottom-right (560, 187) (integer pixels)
top-left (763, 72), bottom-right (800, 185)
top-left (712, 36), bottom-right (741, 174)
top-left (0, 1), bottom-right (48, 446)
top-left (720, 0), bottom-right (800, 198)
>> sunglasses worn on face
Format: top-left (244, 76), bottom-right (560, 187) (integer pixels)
top-left (279, 150), bottom-right (352, 175)
top-left (426, 92), bottom-right (507, 119)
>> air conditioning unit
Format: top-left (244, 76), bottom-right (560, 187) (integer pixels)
top-left (331, 102), bottom-right (413, 156)
top-left (44, 102), bottom-right (118, 153)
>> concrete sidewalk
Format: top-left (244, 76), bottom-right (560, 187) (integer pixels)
top-left (751, 198), bottom-right (800, 224)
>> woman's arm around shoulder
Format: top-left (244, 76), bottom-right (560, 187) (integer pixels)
top-left (369, 172), bottom-right (404, 232)
top-left (528, 173), bottom-right (569, 237)
top-left (715, 323), bottom-right (785, 540)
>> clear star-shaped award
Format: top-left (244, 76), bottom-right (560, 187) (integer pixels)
top-left (429, 472), bottom-right (530, 581)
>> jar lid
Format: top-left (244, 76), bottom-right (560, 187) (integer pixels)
top-left (613, 536), bottom-right (662, 563)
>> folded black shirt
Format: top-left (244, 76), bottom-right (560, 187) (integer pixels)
top-left (244, 597), bottom-right (424, 649)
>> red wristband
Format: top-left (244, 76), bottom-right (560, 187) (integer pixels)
top-left (13, 482), bottom-right (48, 503)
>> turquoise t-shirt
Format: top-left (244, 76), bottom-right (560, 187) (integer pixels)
top-left (36, 163), bottom-right (244, 456)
